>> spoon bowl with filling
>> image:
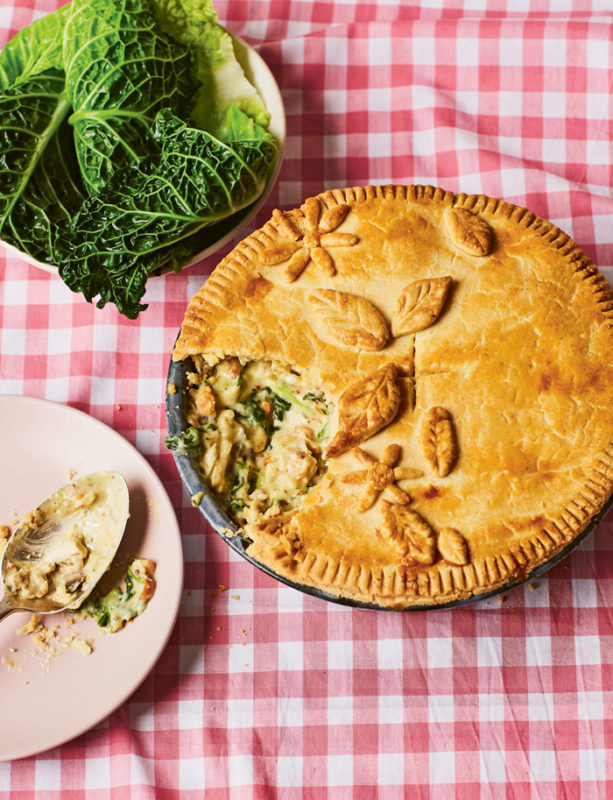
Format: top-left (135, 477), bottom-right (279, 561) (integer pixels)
top-left (0, 471), bottom-right (129, 621)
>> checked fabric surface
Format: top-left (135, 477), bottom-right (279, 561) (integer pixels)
top-left (1, 0), bottom-right (613, 797)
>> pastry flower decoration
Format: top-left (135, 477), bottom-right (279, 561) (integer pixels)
top-left (260, 197), bottom-right (359, 282)
top-left (340, 444), bottom-right (422, 512)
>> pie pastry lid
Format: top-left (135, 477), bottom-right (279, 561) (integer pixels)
top-left (172, 185), bottom-right (613, 608)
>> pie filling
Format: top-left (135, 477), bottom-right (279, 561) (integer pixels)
top-left (4, 477), bottom-right (119, 608)
top-left (169, 358), bottom-right (331, 525)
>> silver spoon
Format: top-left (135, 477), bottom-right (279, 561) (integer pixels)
top-left (0, 471), bottom-right (129, 623)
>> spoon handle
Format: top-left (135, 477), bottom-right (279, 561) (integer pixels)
top-left (0, 597), bottom-right (17, 623)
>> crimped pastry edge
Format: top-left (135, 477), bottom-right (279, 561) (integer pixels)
top-left (172, 184), bottom-right (613, 608)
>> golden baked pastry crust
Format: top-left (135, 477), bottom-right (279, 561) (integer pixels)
top-left (173, 185), bottom-right (613, 608)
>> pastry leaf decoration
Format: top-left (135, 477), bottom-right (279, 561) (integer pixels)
top-left (379, 500), bottom-right (436, 565)
top-left (259, 198), bottom-right (358, 282)
top-left (327, 363), bottom-right (401, 458)
top-left (391, 276), bottom-right (452, 337)
top-left (308, 289), bottom-right (389, 351)
top-left (340, 444), bottom-right (422, 511)
top-left (271, 208), bottom-right (301, 241)
top-left (421, 406), bottom-right (457, 477)
top-left (437, 527), bottom-right (469, 566)
top-left (260, 241), bottom-right (301, 265)
top-left (445, 207), bottom-right (491, 256)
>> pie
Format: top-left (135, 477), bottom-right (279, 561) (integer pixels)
top-left (171, 184), bottom-right (613, 608)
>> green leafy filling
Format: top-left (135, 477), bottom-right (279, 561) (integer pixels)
top-left (0, 0), bottom-right (278, 317)
top-left (165, 425), bottom-right (202, 456)
top-left (316, 421), bottom-right (329, 442)
top-left (237, 392), bottom-right (269, 429)
top-left (263, 386), bottom-right (292, 421)
top-left (74, 562), bottom-right (150, 633)
top-left (228, 460), bottom-right (246, 513)
top-left (235, 386), bottom-right (291, 441)
top-left (275, 383), bottom-right (321, 414)
top-left (302, 391), bottom-right (328, 413)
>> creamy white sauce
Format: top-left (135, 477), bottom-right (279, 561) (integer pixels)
top-left (183, 359), bottom-right (330, 525)
top-left (3, 472), bottom-right (128, 609)
top-left (74, 557), bottom-right (156, 633)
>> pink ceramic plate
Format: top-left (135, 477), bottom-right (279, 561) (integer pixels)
top-left (0, 396), bottom-right (183, 761)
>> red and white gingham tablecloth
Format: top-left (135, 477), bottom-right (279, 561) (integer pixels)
top-left (1, 0), bottom-right (613, 796)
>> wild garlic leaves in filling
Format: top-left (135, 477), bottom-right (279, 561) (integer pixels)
top-left (177, 358), bottom-right (331, 525)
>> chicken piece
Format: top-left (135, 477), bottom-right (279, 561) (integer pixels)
top-left (132, 558), bottom-right (156, 601)
top-left (204, 410), bottom-right (238, 493)
top-left (194, 384), bottom-right (216, 417)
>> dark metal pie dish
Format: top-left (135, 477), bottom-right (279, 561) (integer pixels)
top-left (165, 352), bottom-right (613, 611)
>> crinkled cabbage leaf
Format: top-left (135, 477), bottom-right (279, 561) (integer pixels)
top-left (63, 0), bottom-right (194, 192)
top-left (0, 0), bottom-right (278, 316)
top-left (0, 6), bottom-right (85, 264)
top-left (58, 108), bottom-right (277, 318)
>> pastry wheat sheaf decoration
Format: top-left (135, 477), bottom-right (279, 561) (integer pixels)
top-left (326, 363), bottom-right (401, 458)
top-left (421, 406), bottom-right (458, 477)
top-left (444, 207), bottom-right (492, 257)
top-left (340, 445), bottom-right (422, 512)
top-left (391, 276), bottom-right (452, 337)
top-left (259, 198), bottom-right (359, 282)
top-left (308, 289), bottom-right (389, 351)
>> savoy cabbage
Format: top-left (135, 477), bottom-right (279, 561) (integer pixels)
top-left (0, 0), bottom-right (278, 317)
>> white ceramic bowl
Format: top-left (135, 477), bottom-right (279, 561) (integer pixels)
top-left (1, 32), bottom-right (286, 275)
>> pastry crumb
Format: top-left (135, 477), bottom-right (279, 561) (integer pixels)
top-left (167, 383), bottom-right (177, 395)
top-left (190, 491), bottom-right (204, 507)
top-left (18, 614), bottom-right (41, 636)
top-left (13, 615), bottom-right (95, 670)
top-left (527, 583), bottom-right (535, 591)
top-left (67, 468), bottom-right (77, 480)
top-left (116, 404), bottom-right (122, 410)
top-left (498, 596), bottom-right (506, 603)
top-left (69, 637), bottom-right (93, 655)
top-left (219, 584), bottom-right (228, 592)
top-left (232, 594), bottom-right (240, 601)
top-left (0, 525), bottom-right (10, 560)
